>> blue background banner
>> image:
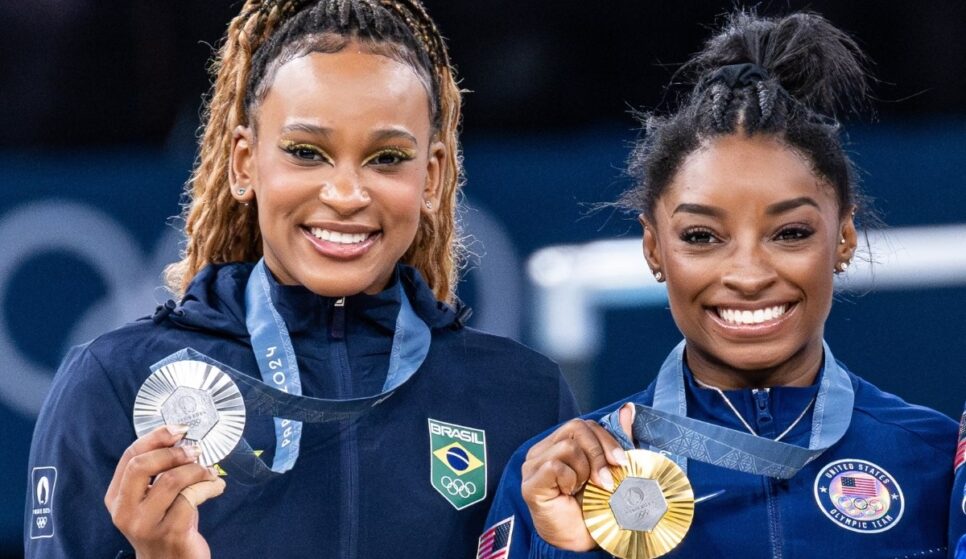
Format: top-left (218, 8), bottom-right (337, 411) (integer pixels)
top-left (3, 1), bottom-right (966, 555)
top-left (3, 122), bottom-right (966, 552)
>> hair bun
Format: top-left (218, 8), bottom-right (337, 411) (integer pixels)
top-left (689, 11), bottom-right (870, 117)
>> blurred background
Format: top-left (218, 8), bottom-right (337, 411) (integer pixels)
top-left (2, 1), bottom-right (965, 555)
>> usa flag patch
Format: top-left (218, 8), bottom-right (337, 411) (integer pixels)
top-left (955, 407), bottom-right (966, 471)
top-left (477, 516), bottom-right (513, 559)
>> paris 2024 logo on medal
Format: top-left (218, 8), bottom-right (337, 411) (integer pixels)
top-left (428, 418), bottom-right (487, 510)
top-left (814, 458), bottom-right (904, 533)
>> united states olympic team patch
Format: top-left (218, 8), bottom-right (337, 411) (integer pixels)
top-left (814, 458), bottom-right (904, 533)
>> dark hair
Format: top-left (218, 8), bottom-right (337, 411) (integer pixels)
top-left (621, 11), bottom-right (871, 221)
top-left (168, 0), bottom-right (465, 303)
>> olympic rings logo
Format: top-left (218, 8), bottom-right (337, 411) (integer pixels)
top-left (440, 476), bottom-right (477, 498)
top-left (0, 201), bottom-right (181, 417)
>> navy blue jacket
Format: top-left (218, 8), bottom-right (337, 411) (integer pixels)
top-left (484, 351), bottom-right (956, 559)
top-left (25, 263), bottom-right (579, 558)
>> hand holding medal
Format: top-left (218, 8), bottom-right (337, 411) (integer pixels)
top-left (104, 424), bottom-right (223, 559)
top-left (521, 405), bottom-right (637, 553)
top-left (523, 404), bottom-right (696, 559)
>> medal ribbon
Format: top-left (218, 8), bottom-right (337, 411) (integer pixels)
top-left (226, 259), bottom-right (431, 480)
top-left (600, 340), bottom-right (854, 479)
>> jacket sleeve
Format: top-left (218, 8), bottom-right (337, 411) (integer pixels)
top-left (480, 443), bottom-right (610, 559)
top-left (24, 345), bottom-right (135, 558)
top-left (953, 465), bottom-right (966, 558)
top-left (951, 406), bottom-right (966, 559)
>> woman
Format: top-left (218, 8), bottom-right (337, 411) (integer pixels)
top-left (483, 12), bottom-right (956, 559)
top-left (23, 1), bottom-right (578, 557)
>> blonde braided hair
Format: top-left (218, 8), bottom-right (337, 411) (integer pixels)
top-left (165, 0), bottom-right (464, 302)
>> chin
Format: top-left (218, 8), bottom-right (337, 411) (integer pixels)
top-left (298, 273), bottom-right (373, 298)
top-left (716, 343), bottom-right (795, 373)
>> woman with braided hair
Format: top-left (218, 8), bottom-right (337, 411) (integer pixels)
top-left (24, 1), bottom-right (578, 557)
top-left (483, 11), bottom-right (957, 558)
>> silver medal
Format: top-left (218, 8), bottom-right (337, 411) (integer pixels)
top-left (133, 360), bottom-right (246, 466)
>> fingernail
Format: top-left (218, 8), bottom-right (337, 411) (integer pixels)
top-left (208, 467), bottom-right (221, 477)
top-left (598, 467), bottom-right (615, 491)
top-left (183, 444), bottom-right (201, 460)
top-left (611, 448), bottom-right (628, 466)
top-left (166, 425), bottom-right (190, 437)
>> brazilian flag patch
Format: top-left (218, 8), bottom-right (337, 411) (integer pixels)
top-left (428, 418), bottom-right (487, 510)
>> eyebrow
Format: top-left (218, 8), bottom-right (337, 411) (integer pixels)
top-left (671, 197), bottom-right (821, 218)
top-left (672, 203), bottom-right (723, 218)
top-left (369, 127), bottom-right (418, 145)
top-left (766, 196), bottom-right (820, 215)
top-left (278, 123), bottom-right (417, 146)
top-left (281, 122), bottom-right (332, 136)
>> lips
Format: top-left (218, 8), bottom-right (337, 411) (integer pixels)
top-left (706, 302), bottom-right (798, 337)
top-left (300, 225), bottom-right (379, 259)
top-left (716, 304), bottom-right (789, 325)
top-left (308, 227), bottom-right (373, 245)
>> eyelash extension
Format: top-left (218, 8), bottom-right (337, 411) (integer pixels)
top-left (279, 141), bottom-right (331, 162)
top-left (679, 226), bottom-right (718, 244)
top-left (774, 225), bottom-right (815, 241)
top-left (363, 147), bottom-right (417, 166)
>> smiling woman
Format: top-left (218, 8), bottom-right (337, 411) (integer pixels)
top-left (483, 11), bottom-right (958, 559)
top-left (23, 2), bottom-right (580, 558)
top-left (647, 134), bottom-right (854, 389)
top-left (231, 48), bottom-right (443, 296)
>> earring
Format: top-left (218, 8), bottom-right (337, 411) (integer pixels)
top-left (835, 261), bottom-right (850, 273)
top-left (424, 200), bottom-right (433, 210)
top-left (237, 188), bottom-right (246, 196)
top-left (839, 237), bottom-right (846, 245)
top-left (653, 270), bottom-right (664, 282)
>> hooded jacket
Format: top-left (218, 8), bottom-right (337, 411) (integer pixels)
top-left (25, 262), bottom-right (578, 558)
top-left (483, 348), bottom-right (956, 559)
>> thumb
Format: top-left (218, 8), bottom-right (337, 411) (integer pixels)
top-left (618, 403), bottom-right (635, 439)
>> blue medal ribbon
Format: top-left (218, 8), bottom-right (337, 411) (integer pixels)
top-left (600, 340), bottom-right (854, 479)
top-left (221, 259), bottom-right (431, 483)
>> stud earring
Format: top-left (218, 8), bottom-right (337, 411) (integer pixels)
top-left (835, 261), bottom-right (850, 273)
top-left (424, 200), bottom-right (433, 210)
top-left (839, 237), bottom-right (846, 245)
top-left (653, 270), bottom-right (664, 282)
top-left (237, 188), bottom-right (246, 196)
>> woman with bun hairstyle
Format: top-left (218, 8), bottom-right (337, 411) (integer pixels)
top-left (24, 1), bottom-right (578, 558)
top-left (482, 12), bottom-right (956, 558)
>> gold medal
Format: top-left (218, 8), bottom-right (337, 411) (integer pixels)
top-left (581, 449), bottom-right (694, 559)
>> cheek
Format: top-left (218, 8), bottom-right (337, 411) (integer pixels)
top-left (373, 172), bottom-right (425, 222)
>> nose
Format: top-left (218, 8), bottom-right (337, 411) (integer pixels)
top-left (720, 242), bottom-right (778, 296)
top-left (319, 166), bottom-right (370, 215)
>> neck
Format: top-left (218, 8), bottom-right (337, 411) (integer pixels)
top-left (685, 340), bottom-right (824, 390)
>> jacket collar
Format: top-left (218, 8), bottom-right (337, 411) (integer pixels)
top-left (165, 262), bottom-right (461, 338)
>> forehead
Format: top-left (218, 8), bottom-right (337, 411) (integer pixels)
top-left (663, 134), bottom-right (837, 212)
top-left (256, 49), bottom-right (432, 136)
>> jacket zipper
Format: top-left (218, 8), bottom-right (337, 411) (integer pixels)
top-left (753, 389), bottom-right (783, 559)
top-left (331, 298), bottom-right (358, 559)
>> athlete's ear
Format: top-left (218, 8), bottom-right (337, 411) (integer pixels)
top-left (640, 215), bottom-right (663, 281)
top-left (838, 206), bottom-right (858, 263)
top-left (230, 125), bottom-right (256, 203)
top-left (421, 140), bottom-right (446, 215)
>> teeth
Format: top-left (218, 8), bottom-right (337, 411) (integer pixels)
top-left (310, 228), bottom-right (369, 245)
top-left (717, 305), bottom-right (788, 325)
